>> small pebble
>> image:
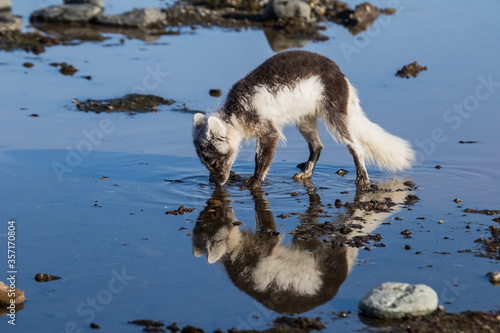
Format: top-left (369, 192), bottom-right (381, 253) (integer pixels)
top-left (438, 220), bottom-right (444, 224)
top-left (403, 181), bottom-right (416, 187)
top-left (209, 89), bottom-right (222, 97)
top-left (35, 273), bottom-right (62, 282)
top-left (400, 229), bottom-right (412, 236)
top-left (486, 272), bottom-right (500, 285)
top-left (23, 62), bottom-right (34, 68)
top-left (336, 169), bottom-right (348, 176)
top-left (453, 198), bottom-right (462, 204)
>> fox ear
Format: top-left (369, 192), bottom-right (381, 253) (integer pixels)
top-left (193, 113), bottom-right (206, 128)
top-left (207, 116), bottom-right (227, 137)
top-left (207, 241), bottom-right (227, 264)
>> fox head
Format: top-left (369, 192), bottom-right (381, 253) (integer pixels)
top-left (192, 113), bottom-right (238, 186)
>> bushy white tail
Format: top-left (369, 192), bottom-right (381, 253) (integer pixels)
top-left (345, 82), bottom-right (415, 172)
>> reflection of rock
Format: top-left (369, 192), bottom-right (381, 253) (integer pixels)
top-left (263, 28), bottom-right (309, 52)
top-left (30, 4), bottom-right (103, 24)
top-left (0, 281), bottom-right (25, 316)
top-left (193, 180), bottom-right (412, 314)
top-left (263, 0), bottom-right (311, 20)
top-left (327, 1), bottom-right (395, 35)
top-left (94, 8), bottom-right (167, 29)
top-left (0, 0), bottom-right (11, 11)
top-left (36, 23), bottom-right (164, 42)
top-left (0, 30), bottom-right (60, 53)
top-left (64, 0), bottom-right (105, 9)
top-left (359, 282), bottom-right (439, 319)
top-left (0, 11), bottom-right (22, 34)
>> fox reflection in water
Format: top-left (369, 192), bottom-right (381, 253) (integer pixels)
top-left (192, 180), bottom-right (410, 314)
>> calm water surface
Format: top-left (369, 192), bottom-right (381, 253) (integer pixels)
top-left (1, 0), bottom-right (499, 332)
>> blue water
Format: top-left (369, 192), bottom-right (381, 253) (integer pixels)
top-left (1, 0), bottom-right (499, 332)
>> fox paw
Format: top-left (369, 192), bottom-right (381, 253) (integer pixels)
top-left (292, 171), bottom-right (312, 180)
top-left (355, 177), bottom-right (371, 187)
top-left (243, 176), bottom-right (262, 189)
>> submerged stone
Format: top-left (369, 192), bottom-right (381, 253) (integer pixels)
top-left (75, 94), bottom-right (174, 114)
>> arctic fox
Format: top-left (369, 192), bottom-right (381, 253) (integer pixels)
top-left (193, 50), bottom-right (415, 189)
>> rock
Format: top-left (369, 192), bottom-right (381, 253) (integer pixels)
top-left (336, 169), bottom-right (348, 176)
top-left (34, 273), bottom-right (62, 282)
top-left (64, 0), bottom-right (105, 9)
top-left (396, 61), bottom-right (428, 79)
top-left (0, 12), bottom-right (22, 34)
top-left (209, 89), bottom-right (222, 97)
top-left (0, 0), bottom-right (12, 11)
top-left (359, 282), bottom-right (438, 319)
top-left (30, 4), bottom-right (102, 24)
top-left (486, 272), bottom-right (500, 285)
top-left (263, 0), bottom-right (311, 20)
top-left (0, 281), bottom-right (26, 305)
top-left (94, 8), bottom-right (167, 29)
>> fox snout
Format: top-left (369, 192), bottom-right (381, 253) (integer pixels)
top-left (209, 170), bottom-right (230, 187)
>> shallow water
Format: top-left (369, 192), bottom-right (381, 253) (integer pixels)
top-left (1, 0), bottom-right (500, 331)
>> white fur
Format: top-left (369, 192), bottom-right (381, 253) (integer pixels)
top-left (251, 76), bottom-right (325, 128)
top-left (344, 81), bottom-right (416, 171)
top-left (251, 246), bottom-right (322, 295)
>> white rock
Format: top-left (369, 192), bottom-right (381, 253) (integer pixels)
top-left (30, 4), bottom-right (102, 24)
top-left (359, 282), bottom-right (438, 319)
top-left (0, 281), bottom-right (25, 306)
top-left (263, 0), bottom-right (311, 20)
top-left (0, 0), bottom-right (12, 11)
top-left (486, 271), bottom-right (500, 285)
top-left (64, 0), bottom-right (105, 9)
top-left (95, 8), bottom-right (167, 28)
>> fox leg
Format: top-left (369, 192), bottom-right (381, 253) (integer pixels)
top-left (244, 123), bottom-right (280, 189)
top-left (346, 141), bottom-right (370, 186)
top-left (293, 117), bottom-right (323, 179)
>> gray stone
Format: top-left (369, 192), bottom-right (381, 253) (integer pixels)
top-left (263, 0), bottom-right (311, 20)
top-left (0, 0), bottom-right (12, 11)
top-left (64, 0), bottom-right (105, 9)
top-left (0, 13), bottom-right (22, 34)
top-left (359, 282), bottom-right (438, 319)
top-left (94, 8), bottom-right (166, 29)
top-left (30, 4), bottom-right (102, 24)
